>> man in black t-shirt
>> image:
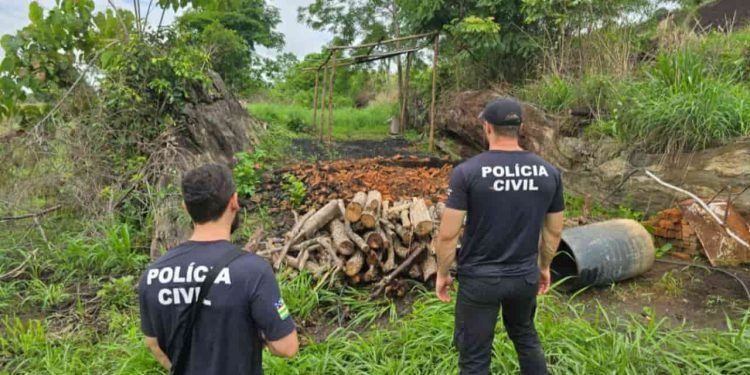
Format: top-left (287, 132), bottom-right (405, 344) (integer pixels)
top-left (138, 164), bottom-right (298, 374)
top-left (434, 98), bottom-right (564, 375)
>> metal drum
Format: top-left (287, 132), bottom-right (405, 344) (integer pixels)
top-left (551, 219), bottom-right (655, 289)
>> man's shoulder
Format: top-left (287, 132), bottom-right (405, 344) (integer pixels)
top-left (231, 251), bottom-right (273, 272)
top-left (523, 152), bottom-right (561, 175)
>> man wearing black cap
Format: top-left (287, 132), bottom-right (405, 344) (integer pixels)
top-left (433, 98), bottom-right (564, 374)
top-left (138, 163), bottom-right (298, 374)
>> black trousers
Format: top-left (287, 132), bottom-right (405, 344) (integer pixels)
top-left (454, 275), bottom-right (548, 375)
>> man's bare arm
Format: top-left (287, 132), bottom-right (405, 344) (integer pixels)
top-left (144, 336), bottom-right (171, 370)
top-left (539, 212), bottom-right (564, 270)
top-left (435, 208), bottom-right (466, 276)
top-left (265, 330), bottom-right (299, 358)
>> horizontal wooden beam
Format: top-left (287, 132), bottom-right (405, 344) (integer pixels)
top-left (328, 31), bottom-right (437, 51)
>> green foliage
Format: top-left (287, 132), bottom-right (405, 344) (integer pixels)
top-left (615, 48), bottom-right (750, 152)
top-left (282, 174), bottom-right (307, 209)
top-left (22, 279), bottom-right (71, 311)
top-left (97, 276), bottom-right (137, 310)
top-left (178, 0), bottom-right (283, 50)
top-left (248, 102), bottom-right (400, 140)
top-left (53, 224), bottom-right (148, 279)
top-left (563, 193), bottom-right (643, 221)
top-left (233, 149), bottom-right (268, 197)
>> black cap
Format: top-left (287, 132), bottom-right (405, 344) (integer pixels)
top-left (479, 97), bottom-right (523, 126)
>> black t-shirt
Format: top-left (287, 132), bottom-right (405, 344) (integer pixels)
top-left (445, 150), bottom-right (564, 278)
top-left (138, 240), bottom-right (295, 375)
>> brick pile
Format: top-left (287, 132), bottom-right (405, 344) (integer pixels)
top-left (647, 208), bottom-right (700, 257)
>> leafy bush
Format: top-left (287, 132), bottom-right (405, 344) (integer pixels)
top-left (233, 149), bottom-right (268, 197)
top-left (285, 114), bottom-right (312, 134)
top-left (282, 174), bottom-right (307, 209)
top-left (97, 276), bottom-right (136, 310)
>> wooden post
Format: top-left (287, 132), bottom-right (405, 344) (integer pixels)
top-left (327, 52), bottom-right (337, 145)
top-left (312, 70), bottom-right (320, 136)
top-left (429, 35), bottom-right (439, 152)
top-left (399, 51), bottom-right (413, 134)
top-left (319, 66), bottom-right (328, 142)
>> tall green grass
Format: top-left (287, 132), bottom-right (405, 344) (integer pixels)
top-left (247, 103), bottom-right (405, 140)
top-left (264, 290), bottom-right (750, 374)
top-left (616, 49), bottom-right (750, 152)
top-left (523, 29), bottom-right (750, 153)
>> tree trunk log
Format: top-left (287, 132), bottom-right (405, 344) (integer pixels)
top-left (361, 190), bottom-right (382, 229)
top-left (421, 255), bottom-right (437, 281)
top-left (345, 251), bottom-right (365, 277)
top-left (329, 219), bottom-right (354, 255)
top-left (346, 191), bottom-right (367, 222)
top-left (409, 198), bottom-right (433, 236)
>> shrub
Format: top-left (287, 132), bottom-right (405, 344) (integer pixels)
top-left (97, 276), bottom-right (136, 310)
top-left (233, 149), bottom-right (268, 197)
top-left (281, 174), bottom-right (306, 209)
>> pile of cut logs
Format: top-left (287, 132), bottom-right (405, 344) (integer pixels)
top-left (254, 190), bottom-right (445, 297)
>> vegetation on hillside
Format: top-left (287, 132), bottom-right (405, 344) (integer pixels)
top-left (2, 1), bottom-right (750, 374)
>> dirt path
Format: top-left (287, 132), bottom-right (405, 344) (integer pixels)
top-left (571, 261), bottom-right (750, 329)
top-left (292, 138), bottom-right (425, 160)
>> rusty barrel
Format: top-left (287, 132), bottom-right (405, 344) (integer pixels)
top-left (551, 219), bottom-right (655, 289)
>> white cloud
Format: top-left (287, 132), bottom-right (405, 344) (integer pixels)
top-left (0, 0), bottom-right (329, 60)
top-left (258, 0), bottom-right (332, 59)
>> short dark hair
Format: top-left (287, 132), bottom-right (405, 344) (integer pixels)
top-left (492, 124), bottom-right (520, 138)
top-left (181, 164), bottom-right (236, 224)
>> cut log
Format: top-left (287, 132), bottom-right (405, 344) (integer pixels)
top-left (316, 237), bottom-right (344, 270)
top-left (299, 200), bottom-right (341, 239)
top-left (345, 221), bottom-right (368, 251)
top-left (365, 249), bottom-right (380, 266)
top-left (383, 241), bottom-right (396, 272)
top-left (365, 231), bottom-right (384, 250)
top-left (395, 242), bottom-right (409, 258)
top-left (408, 263), bottom-right (422, 279)
top-left (388, 203), bottom-right (412, 219)
top-left (363, 264), bottom-right (379, 282)
top-left (346, 192), bottom-right (367, 222)
top-left (421, 255), bottom-right (437, 281)
top-left (409, 198), bottom-right (433, 236)
top-left (345, 251), bottom-right (365, 277)
top-left (395, 224), bottom-right (412, 244)
top-left (400, 209), bottom-right (411, 229)
top-left (275, 200), bottom-right (340, 268)
top-left (329, 219), bottom-right (354, 255)
top-left (361, 190), bottom-right (382, 229)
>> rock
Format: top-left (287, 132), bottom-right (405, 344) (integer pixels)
top-left (436, 89), bottom-right (750, 216)
top-left (149, 72), bottom-right (262, 259)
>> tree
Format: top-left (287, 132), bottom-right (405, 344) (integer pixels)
top-left (300, 0), bottom-right (411, 127)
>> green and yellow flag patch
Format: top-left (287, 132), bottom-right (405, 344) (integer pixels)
top-left (274, 298), bottom-right (290, 320)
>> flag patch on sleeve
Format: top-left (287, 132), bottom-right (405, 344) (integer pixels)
top-left (274, 298), bottom-right (290, 320)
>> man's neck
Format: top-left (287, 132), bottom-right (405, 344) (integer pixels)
top-left (488, 137), bottom-right (523, 151)
top-left (190, 221), bottom-right (231, 242)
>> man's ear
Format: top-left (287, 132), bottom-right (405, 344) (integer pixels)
top-left (229, 192), bottom-right (240, 211)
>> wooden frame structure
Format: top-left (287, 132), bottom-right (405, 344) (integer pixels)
top-left (309, 32), bottom-right (440, 151)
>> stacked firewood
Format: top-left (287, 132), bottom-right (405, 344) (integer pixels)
top-left (255, 190), bottom-right (445, 296)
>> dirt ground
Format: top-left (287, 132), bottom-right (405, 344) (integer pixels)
top-left (697, 0), bottom-right (750, 29)
top-left (571, 260), bottom-right (750, 330)
top-left (292, 137), bottom-right (425, 160)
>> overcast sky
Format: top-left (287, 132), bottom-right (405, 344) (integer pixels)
top-left (0, 0), bottom-right (331, 59)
